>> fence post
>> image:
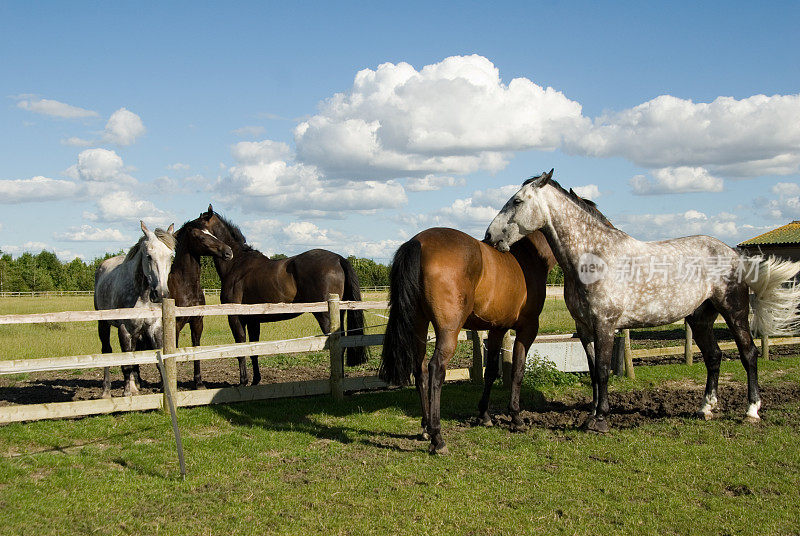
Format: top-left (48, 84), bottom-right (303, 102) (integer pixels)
top-left (470, 330), bottom-right (484, 385)
top-left (684, 319), bottom-right (693, 366)
top-left (328, 294), bottom-right (344, 401)
top-left (502, 331), bottom-right (513, 387)
top-left (623, 329), bottom-right (635, 380)
top-left (761, 332), bottom-right (770, 360)
top-left (161, 298), bottom-right (177, 413)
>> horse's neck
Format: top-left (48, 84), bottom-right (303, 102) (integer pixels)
top-left (540, 191), bottom-right (621, 279)
top-left (171, 244), bottom-right (201, 288)
top-left (117, 251), bottom-right (148, 305)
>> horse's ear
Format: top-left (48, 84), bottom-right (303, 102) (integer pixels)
top-left (140, 220), bottom-right (150, 235)
top-left (203, 204), bottom-right (214, 220)
top-left (541, 168), bottom-right (554, 185)
top-left (167, 223), bottom-right (174, 234)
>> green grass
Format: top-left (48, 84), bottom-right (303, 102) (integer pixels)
top-left (1, 357), bottom-right (799, 535)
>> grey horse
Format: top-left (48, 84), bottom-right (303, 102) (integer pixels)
top-left (94, 221), bottom-right (175, 398)
top-left (485, 170), bottom-right (800, 432)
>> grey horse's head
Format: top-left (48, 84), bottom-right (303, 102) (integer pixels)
top-left (485, 168), bottom-right (554, 252)
top-left (138, 220), bottom-right (175, 302)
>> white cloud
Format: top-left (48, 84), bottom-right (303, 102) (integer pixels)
top-left (0, 242), bottom-right (50, 255)
top-left (772, 182), bottom-right (800, 197)
top-left (630, 167), bottom-right (724, 195)
top-left (61, 137), bottom-right (93, 147)
top-left (406, 174), bottom-right (465, 192)
top-left (0, 176), bottom-right (80, 203)
top-left (232, 125), bottom-right (266, 137)
top-left (65, 148), bottom-right (136, 186)
top-left (93, 191), bottom-right (172, 224)
top-left (568, 94), bottom-right (800, 177)
top-left (403, 184), bottom-right (519, 237)
top-left (764, 181), bottom-right (800, 221)
top-left (571, 184), bottom-right (601, 200)
top-left (102, 108), bottom-right (145, 146)
top-left (218, 140), bottom-right (407, 214)
top-left (16, 97), bottom-right (98, 119)
top-left (167, 162), bottom-right (190, 171)
top-left (294, 55), bottom-right (586, 179)
top-left (54, 225), bottom-right (128, 242)
top-left (241, 218), bottom-right (402, 260)
top-left (614, 210), bottom-right (762, 243)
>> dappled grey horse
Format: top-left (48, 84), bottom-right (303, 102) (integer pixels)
top-left (94, 221), bottom-right (175, 398)
top-left (486, 170), bottom-right (800, 432)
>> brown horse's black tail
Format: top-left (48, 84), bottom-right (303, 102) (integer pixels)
top-left (340, 257), bottom-right (368, 366)
top-left (379, 239), bottom-right (421, 387)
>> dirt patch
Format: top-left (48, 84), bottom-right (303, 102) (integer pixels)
top-left (487, 382), bottom-right (800, 431)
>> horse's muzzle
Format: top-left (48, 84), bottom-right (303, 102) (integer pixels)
top-left (150, 288), bottom-right (169, 302)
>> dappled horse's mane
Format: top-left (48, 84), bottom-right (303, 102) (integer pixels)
top-left (212, 212), bottom-right (254, 252)
top-left (523, 174), bottom-right (616, 229)
top-left (124, 228), bottom-right (176, 261)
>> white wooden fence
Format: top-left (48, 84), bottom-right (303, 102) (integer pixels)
top-left (1, 294), bottom-right (797, 424)
top-left (0, 296), bottom-right (491, 424)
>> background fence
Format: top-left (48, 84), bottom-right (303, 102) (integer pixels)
top-left (1, 293), bottom-right (798, 423)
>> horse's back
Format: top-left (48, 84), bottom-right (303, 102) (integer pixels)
top-left (414, 228), bottom-right (527, 328)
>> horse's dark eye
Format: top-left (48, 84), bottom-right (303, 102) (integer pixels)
top-left (513, 198), bottom-right (523, 206)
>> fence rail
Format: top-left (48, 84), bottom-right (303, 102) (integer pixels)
top-left (1, 293), bottom-right (798, 424)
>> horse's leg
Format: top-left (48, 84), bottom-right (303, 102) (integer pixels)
top-left (509, 323), bottom-right (538, 429)
top-left (99, 320), bottom-right (113, 399)
top-left (117, 325), bottom-right (139, 397)
top-left (715, 287), bottom-right (761, 421)
top-left (427, 328), bottom-right (459, 455)
top-left (228, 315), bottom-right (249, 385)
top-left (477, 329), bottom-right (504, 426)
top-left (248, 320), bottom-right (262, 385)
top-left (586, 322), bottom-right (614, 433)
top-left (189, 316), bottom-right (205, 389)
top-left (687, 300), bottom-right (724, 420)
top-left (575, 321), bottom-right (598, 415)
top-left (411, 317), bottom-right (430, 440)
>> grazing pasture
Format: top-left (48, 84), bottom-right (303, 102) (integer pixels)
top-left (1, 357), bottom-right (799, 535)
top-left (2, 294), bottom-right (800, 535)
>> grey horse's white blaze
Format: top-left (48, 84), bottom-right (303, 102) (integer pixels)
top-left (486, 170), bottom-right (800, 426)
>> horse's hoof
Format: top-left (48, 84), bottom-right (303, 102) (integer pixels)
top-left (418, 432), bottom-right (430, 441)
top-left (101, 391), bottom-right (111, 400)
top-left (252, 378), bottom-right (261, 386)
top-left (428, 444), bottom-right (450, 456)
top-left (696, 409), bottom-right (713, 421)
top-left (194, 382), bottom-right (206, 390)
top-left (511, 423), bottom-right (529, 433)
top-left (584, 416), bottom-right (609, 434)
top-left (478, 415), bottom-right (493, 427)
top-left (744, 415), bottom-right (761, 424)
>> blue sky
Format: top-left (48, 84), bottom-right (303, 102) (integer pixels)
top-left (1, 1), bottom-right (799, 262)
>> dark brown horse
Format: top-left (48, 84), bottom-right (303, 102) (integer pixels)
top-left (379, 227), bottom-right (556, 454)
top-left (168, 217), bottom-right (234, 388)
top-left (188, 205), bottom-right (366, 385)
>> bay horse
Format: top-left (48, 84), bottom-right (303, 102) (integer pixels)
top-left (379, 227), bottom-right (556, 454)
top-left (168, 217), bottom-right (234, 388)
top-left (94, 221), bottom-right (175, 398)
top-left (486, 169), bottom-right (800, 432)
top-left (187, 205), bottom-right (366, 385)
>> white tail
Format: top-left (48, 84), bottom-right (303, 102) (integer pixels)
top-left (743, 255), bottom-right (800, 336)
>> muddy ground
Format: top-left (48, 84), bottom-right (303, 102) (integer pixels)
top-left (1, 333), bottom-right (798, 411)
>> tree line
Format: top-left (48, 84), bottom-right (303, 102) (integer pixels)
top-left (0, 249), bottom-right (562, 293)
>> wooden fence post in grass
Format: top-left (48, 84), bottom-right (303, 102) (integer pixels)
top-left (328, 294), bottom-right (344, 401)
top-left (623, 329), bottom-right (635, 380)
top-left (470, 330), bottom-right (484, 385)
top-left (502, 331), bottom-right (513, 387)
top-left (761, 332), bottom-right (770, 360)
top-left (684, 319), bottom-right (693, 366)
top-left (161, 298), bottom-right (177, 412)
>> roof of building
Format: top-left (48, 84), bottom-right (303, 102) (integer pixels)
top-left (738, 221), bottom-right (800, 247)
